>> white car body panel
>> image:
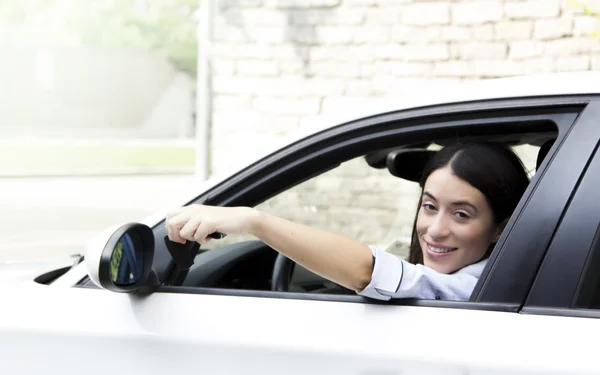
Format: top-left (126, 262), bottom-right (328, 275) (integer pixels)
top-left (4, 72), bottom-right (600, 374)
top-left (1, 281), bottom-right (598, 375)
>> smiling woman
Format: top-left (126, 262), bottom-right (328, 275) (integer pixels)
top-left (410, 143), bottom-right (531, 274)
top-left (356, 142), bottom-right (530, 301)
top-left (418, 180), bottom-right (496, 275)
top-left (164, 142), bottom-right (531, 302)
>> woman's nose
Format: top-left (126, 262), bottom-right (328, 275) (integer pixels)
top-left (427, 214), bottom-right (450, 239)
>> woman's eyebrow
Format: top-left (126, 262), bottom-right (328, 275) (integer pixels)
top-left (423, 192), bottom-right (478, 213)
top-left (452, 200), bottom-right (478, 213)
top-left (423, 191), bottom-right (436, 200)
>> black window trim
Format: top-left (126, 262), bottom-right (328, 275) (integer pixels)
top-left (145, 99), bottom-right (585, 306)
top-left (472, 100), bottom-right (600, 305)
top-left (523, 104), bottom-right (600, 312)
top-left (79, 96), bottom-right (595, 310)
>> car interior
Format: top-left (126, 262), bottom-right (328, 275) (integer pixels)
top-left (180, 134), bottom-right (557, 296)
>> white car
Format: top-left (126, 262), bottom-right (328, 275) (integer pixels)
top-left (3, 72), bottom-right (600, 374)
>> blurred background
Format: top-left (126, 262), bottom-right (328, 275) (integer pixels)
top-left (1, 0), bottom-right (200, 262)
top-left (2, 0), bottom-right (599, 263)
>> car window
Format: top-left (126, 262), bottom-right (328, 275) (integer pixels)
top-left (202, 144), bottom-right (540, 259)
top-left (202, 155), bottom-right (420, 260)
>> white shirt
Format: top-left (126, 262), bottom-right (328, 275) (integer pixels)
top-left (357, 246), bottom-right (488, 301)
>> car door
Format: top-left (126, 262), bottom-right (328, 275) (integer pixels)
top-left (517, 120), bottom-right (600, 374)
top-left (0, 97), bottom-right (596, 375)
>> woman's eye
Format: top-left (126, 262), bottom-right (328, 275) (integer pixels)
top-left (422, 203), bottom-right (436, 211)
top-left (454, 211), bottom-right (470, 219)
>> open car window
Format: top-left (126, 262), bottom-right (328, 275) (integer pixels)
top-left (97, 99), bottom-right (577, 309)
top-left (201, 144), bottom-right (540, 256)
top-left (190, 143), bottom-right (541, 296)
top-left (201, 156), bottom-right (419, 259)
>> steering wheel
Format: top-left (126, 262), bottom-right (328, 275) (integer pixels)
top-left (270, 251), bottom-right (356, 295)
top-left (271, 253), bottom-right (295, 291)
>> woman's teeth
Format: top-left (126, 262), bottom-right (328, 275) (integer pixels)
top-left (429, 245), bottom-right (456, 253)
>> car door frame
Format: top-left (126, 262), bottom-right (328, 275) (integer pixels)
top-left (521, 113), bottom-right (600, 317)
top-left (471, 98), bottom-right (600, 305)
top-left (85, 96), bottom-right (598, 311)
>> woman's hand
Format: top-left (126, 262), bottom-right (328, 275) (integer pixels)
top-left (165, 204), bottom-right (259, 245)
top-left (165, 204), bottom-right (374, 291)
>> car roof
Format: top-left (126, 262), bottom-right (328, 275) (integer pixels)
top-left (264, 71), bottom-right (599, 163)
top-left (300, 71), bottom-right (600, 134)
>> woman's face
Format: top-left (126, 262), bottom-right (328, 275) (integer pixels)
top-left (416, 166), bottom-right (503, 274)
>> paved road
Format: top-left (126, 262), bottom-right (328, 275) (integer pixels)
top-left (0, 175), bottom-right (200, 262)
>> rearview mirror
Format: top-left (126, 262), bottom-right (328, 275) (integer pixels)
top-left (85, 222), bottom-right (159, 293)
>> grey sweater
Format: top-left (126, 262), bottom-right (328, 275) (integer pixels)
top-left (357, 246), bottom-right (488, 301)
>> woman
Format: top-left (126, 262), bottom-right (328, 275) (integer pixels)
top-left (165, 142), bottom-right (530, 301)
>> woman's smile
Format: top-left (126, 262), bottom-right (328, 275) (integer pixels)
top-left (424, 241), bottom-right (458, 258)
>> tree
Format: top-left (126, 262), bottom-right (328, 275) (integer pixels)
top-left (0, 0), bottom-right (199, 76)
top-left (72, 0), bottom-right (199, 76)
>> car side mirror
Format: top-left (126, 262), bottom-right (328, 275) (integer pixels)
top-left (85, 222), bottom-right (159, 294)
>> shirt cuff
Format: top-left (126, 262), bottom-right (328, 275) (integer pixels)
top-left (357, 246), bottom-right (403, 301)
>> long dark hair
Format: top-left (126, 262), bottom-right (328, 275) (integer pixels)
top-left (408, 142), bottom-right (530, 265)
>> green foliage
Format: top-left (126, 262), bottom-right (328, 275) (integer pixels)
top-left (0, 0), bottom-right (199, 76)
top-left (110, 242), bottom-right (124, 283)
top-left (0, 0), bottom-right (54, 23)
top-left (73, 0), bottom-right (199, 76)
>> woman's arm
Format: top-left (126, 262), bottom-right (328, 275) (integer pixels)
top-left (165, 205), bottom-right (374, 291)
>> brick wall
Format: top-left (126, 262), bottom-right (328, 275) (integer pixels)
top-left (208, 0), bottom-right (598, 252)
